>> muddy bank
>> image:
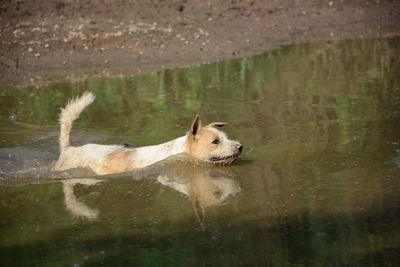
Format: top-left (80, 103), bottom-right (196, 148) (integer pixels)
top-left (1, 0), bottom-right (399, 87)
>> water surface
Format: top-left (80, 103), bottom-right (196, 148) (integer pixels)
top-left (1, 38), bottom-right (400, 266)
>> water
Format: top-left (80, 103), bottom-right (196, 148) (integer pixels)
top-left (1, 37), bottom-right (400, 266)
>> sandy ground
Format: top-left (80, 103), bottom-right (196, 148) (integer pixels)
top-left (1, 0), bottom-right (400, 87)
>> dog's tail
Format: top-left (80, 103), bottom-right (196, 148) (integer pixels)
top-left (58, 92), bottom-right (96, 153)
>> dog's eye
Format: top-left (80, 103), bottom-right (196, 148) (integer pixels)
top-left (212, 138), bottom-right (220, 144)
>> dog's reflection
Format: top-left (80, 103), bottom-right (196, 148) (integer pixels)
top-left (60, 160), bottom-right (241, 225)
top-left (157, 165), bottom-right (241, 228)
top-left (62, 178), bottom-right (102, 220)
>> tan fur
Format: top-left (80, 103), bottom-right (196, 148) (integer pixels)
top-left (53, 93), bottom-right (242, 175)
top-left (101, 149), bottom-right (136, 174)
top-left (185, 128), bottom-right (220, 159)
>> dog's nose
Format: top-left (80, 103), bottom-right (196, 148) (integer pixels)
top-left (238, 144), bottom-right (243, 153)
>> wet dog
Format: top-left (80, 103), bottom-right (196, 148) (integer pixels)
top-left (53, 92), bottom-right (243, 175)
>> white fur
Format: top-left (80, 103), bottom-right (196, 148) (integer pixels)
top-left (133, 136), bottom-right (187, 168)
top-left (59, 92), bottom-right (95, 153)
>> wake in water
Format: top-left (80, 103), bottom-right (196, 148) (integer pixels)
top-left (0, 146), bottom-right (97, 186)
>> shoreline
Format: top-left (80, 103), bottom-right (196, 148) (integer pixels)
top-left (1, 0), bottom-right (399, 87)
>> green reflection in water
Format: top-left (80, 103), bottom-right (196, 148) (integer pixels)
top-left (0, 37), bottom-right (400, 266)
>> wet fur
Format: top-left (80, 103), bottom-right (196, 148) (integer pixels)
top-left (53, 92), bottom-right (242, 175)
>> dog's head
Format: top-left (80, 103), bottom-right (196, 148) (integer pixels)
top-left (184, 115), bottom-right (243, 165)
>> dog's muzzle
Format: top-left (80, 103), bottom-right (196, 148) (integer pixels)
top-left (209, 144), bottom-right (243, 166)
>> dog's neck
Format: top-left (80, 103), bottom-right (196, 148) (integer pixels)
top-left (134, 135), bottom-right (188, 168)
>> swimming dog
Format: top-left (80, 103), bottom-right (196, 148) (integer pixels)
top-left (53, 92), bottom-right (243, 175)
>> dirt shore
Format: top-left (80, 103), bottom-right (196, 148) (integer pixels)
top-left (1, 0), bottom-right (399, 87)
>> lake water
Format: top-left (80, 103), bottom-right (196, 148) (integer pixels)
top-left (1, 37), bottom-right (400, 266)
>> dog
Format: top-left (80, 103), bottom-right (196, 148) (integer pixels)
top-left (53, 92), bottom-right (243, 175)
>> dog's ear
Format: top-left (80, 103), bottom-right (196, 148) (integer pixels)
top-left (207, 122), bottom-right (228, 128)
top-left (190, 114), bottom-right (202, 137)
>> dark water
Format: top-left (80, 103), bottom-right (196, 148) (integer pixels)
top-left (1, 38), bottom-right (400, 266)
